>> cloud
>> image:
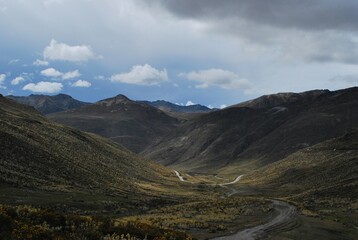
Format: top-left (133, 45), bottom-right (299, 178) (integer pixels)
top-left (330, 74), bottom-right (358, 83)
top-left (0, 74), bottom-right (6, 89)
top-left (33, 59), bottom-right (49, 66)
top-left (220, 104), bottom-right (227, 109)
top-left (23, 81), bottom-right (63, 93)
top-left (40, 68), bottom-right (81, 80)
top-left (43, 39), bottom-right (95, 62)
top-left (8, 59), bottom-right (20, 65)
top-left (145, 1), bottom-right (358, 65)
top-left (149, 0), bottom-right (358, 32)
top-left (94, 75), bottom-right (105, 80)
top-left (44, 0), bottom-right (64, 7)
top-left (62, 70), bottom-right (81, 80)
top-left (185, 100), bottom-right (195, 106)
top-left (71, 80), bottom-right (91, 87)
top-left (11, 76), bottom-right (25, 85)
top-left (0, 74), bottom-right (5, 84)
top-left (183, 68), bottom-right (250, 90)
top-left (41, 68), bottom-right (63, 78)
top-left (110, 64), bottom-right (168, 86)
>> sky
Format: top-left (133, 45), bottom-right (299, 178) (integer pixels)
top-left (1, 0), bottom-right (358, 107)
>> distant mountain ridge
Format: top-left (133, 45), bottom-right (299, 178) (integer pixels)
top-left (7, 94), bottom-right (89, 114)
top-left (140, 100), bottom-right (213, 113)
top-left (139, 100), bottom-right (215, 120)
top-left (232, 89), bottom-right (329, 109)
top-left (48, 94), bottom-right (179, 153)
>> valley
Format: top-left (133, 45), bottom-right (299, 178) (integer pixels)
top-left (1, 87), bottom-right (358, 239)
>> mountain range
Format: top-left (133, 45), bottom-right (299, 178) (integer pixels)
top-left (139, 100), bottom-right (214, 119)
top-left (47, 95), bottom-right (180, 153)
top-left (9, 88), bottom-right (358, 172)
top-left (144, 87), bottom-right (358, 172)
top-left (3, 87), bottom-right (358, 239)
top-left (7, 94), bottom-right (90, 114)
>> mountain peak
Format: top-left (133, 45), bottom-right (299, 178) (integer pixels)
top-left (114, 94), bottom-right (130, 101)
top-left (97, 94), bottom-right (132, 106)
top-left (54, 93), bottom-right (73, 99)
top-left (7, 94), bottom-right (89, 114)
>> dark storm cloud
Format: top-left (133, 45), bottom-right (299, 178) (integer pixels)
top-left (150, 0), bottom-right (358, 31)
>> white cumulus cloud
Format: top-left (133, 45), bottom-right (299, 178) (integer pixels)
top-left (11, 76), bottom-right (25, 85)
top-left (0, 74), bottom-right (6, 89)
top-left (0, 74), bottom-right (5, 84)
top-left (62, 70), bottom-right (81, 80)
top-left (184, 68), bottom-right (250, 90)
top-left (43, 39), bottom-right (95, 62)
top-left (72, 80), bottom-right (91, 87)
top-left (41, 68), bottom-right (81, 80)
top-left (110, 64), bottom-right (168, 86)
top-left (33, 59), bottom-right (49, 66)
top-left (41, 68), bottom-right (63, 78)
top-left (23, 81), bottom-right (63, 93)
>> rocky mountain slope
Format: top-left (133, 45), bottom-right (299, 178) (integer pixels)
top-left (7, 94), bottom-right (89, 114)
top-left (48, 95), bottom-right (179, 153)
top-left (143, 87), bottom-right (358, 172)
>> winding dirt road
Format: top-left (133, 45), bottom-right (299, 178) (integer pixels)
top-left (212, 200), bottom-right (297, 240)
top-left (173, 172), bottom-right (297, 239)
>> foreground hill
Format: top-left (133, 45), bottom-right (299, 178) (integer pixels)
top-left (244, 129), bottom-right (358, 197)
top-left (144, 87), bottom-right (358, 172)
top-left (7, 94), bottom-right (89, 114)
top-left (242, 129), bottom-right (358, 231)
top-left (48, 95), bottom-right (179, 153)
top-left (0, 94), bottom-right (181, 202)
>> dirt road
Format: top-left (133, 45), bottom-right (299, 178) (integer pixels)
top-left (212, 200), bottom-right (297, 240)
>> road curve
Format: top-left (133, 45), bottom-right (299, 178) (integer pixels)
top-left (212, 200), bottom-right (297, 240)
top-left (219, 175), bottom-right (244, 186)
top-left (173, 170), bottom-right (185, 182)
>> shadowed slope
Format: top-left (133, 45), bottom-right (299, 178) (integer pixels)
top-left (144, 87), bottom-right (358, 172)
top-left (48, 94), bottom-right (179, 153)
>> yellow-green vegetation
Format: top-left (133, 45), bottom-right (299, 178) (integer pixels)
top-left (0, 96), bottom-right (173, 193)
top-left (0, 96), bottom-right (203, 211)
top-left (0, 204), bottom-right (192, 240)
top-left (117, 197), bottom-right (272, 239)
